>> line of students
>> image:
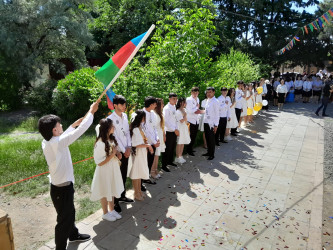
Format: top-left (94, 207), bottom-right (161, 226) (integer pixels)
top-left (38, 83), bottom-right (265, 249)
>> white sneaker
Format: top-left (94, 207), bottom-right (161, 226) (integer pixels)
top-left (174, 158), bottom-right (180, 163)
top-left (109, 210), bottom-right (122, 220)
top-left (179, 157), bottom-right (186, 164)
top-left (226, 135), bottom-right (233, 141)
top-left (102, 213), bottom-right (116, 222)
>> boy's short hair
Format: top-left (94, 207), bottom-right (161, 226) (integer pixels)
top-left (237, 80), bottom-right (244, 85)
top-left (191, 87), bottom-right (199, 92)
top-left (113, 95), bottom-right (127, 105)
top-left (144, 96), bottom-right (157, 108)
top-left (169, 93), bottom-right (178, 98)
top-left (206, 87), bottom-right (215, 92)
top-left (38, 115), bottom-right (61, 141)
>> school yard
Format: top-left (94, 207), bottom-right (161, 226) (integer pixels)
top-left (32, 102), bottom-right (333, 250)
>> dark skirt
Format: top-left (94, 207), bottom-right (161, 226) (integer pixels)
top-left (278, 94), bottom-right (286, 103)
top-left (303, 90), bottom-right (312, 97)
top-left (294, 88), bottom-right (303, 95)
top-left (313, 90), bottom-right (321, 97)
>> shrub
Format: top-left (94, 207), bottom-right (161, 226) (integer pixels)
top-left (24, 79), bottom-right (58, 115)
top-left (52, 67), bottom-right (109, 121)
top-left (0, 68), bottom-right (22, 110)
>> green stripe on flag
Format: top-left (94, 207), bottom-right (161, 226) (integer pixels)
top-left (95, 59), bottom-right (120, 87)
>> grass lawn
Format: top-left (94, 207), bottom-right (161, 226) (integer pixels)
top-left (0, 111), bottom-right (204, 220)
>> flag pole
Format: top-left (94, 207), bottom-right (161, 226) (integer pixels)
top-left (97, 24), bottom-right (156, 102)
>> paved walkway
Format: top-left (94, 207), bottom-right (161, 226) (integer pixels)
top-left (40, 102), bottom-right (327, 250)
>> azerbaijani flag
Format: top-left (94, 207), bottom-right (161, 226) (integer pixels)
top-left (95, 30), bottom-right (149, 110)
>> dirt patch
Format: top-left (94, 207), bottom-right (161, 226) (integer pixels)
top-left (0, 193), bottom-right (56, 250)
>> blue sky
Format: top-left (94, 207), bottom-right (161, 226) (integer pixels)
top-left (291, 1), bottom-right (322, 14)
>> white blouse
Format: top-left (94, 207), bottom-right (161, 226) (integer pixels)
top-left (276, 84), bottom-right (288, 94)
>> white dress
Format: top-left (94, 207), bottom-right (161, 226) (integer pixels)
top-left (128, 128), bottom-right (149, 180)
top-left (246, 90), bottom-right (254, 109)
top-left (199, 99), bottom-right (207, 132)
top-left (154, 112), bottom-right (166, 156)
top-left (256, 90), bottom-right (263, 104)
top-left (240, 97), bottom-right (248, 117)
top-left (226, 97), bottom-right (238, 129)
top-left (176, 110), bottom-right (191, 145)
top-left (90, 140), bottom-right (124, 201)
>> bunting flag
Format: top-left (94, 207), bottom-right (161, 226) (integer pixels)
top-left (95, 25), bottom-right (155, 109)
top-left (276, 8), bottom-right (333, 55)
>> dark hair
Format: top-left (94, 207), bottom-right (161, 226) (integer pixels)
top-left (38, 114), bottom-right (61, 141)
top-left (191, 87), bottom-right (199, 92)
top-left (95, 119), bottom-right (117, 157)
top-left (206, 87), bottom-right (215, 92)
top-left (227, 88), bottom-right (235, 97)
top-left (155, 98), bottom-right (164, 128)
top-left (130, 110), bottom-right (146, 137)
top-left (169, 93), bottom-right (177, 98)
top-left (237, 80), bottom-right (244, 85)
top-left (144, 96), bottom-right (157, 108)
top-left (113, 95), bottom-right (126, 105)
top-left (176, 97), bottom-right (185, 110)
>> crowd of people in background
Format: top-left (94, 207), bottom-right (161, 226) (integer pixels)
top-left (38, 70), bottom-right (333, 249)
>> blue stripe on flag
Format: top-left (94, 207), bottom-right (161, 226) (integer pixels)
top-left (106, 88), bottom-right (116, 101)
top-left (131, 32), bottom-right (147, 46)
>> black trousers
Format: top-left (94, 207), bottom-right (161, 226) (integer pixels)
top-left (204, 123), bottom-right (215, 157)
top-left (50, 183), bottom-right (78, 250)
top-left (147, 145), bottom-right (156, 173)
top-left (119, 153), bottom-right (129, 198)
top-left (316, 96), bottom-right (329, 115)
top-left (187, 123), bottom-right (199, 153)
top-left (162, 131), bottom-right (177, 167)
top-left (215, 117), bottom-right (227, 143)
top-left (231, 108), bottom-right (242, 133)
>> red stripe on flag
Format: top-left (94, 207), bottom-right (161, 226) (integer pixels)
top-left (107, 96), bottom-right (114, 110)
top-left (112, 42), bottom-right (136, 69)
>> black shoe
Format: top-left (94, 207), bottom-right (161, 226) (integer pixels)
top-left (208, 156), bottom-right (215, 160)
top-left (162, 166), bottom-right (170, 172)
top-left (143, 179), bottom-right (157, 185)
top-left (192, 150), bottom-right (196, 153)
top-left (188, 151), bottom-right (195, 156)
top-left (231, 133), bottom-right (238, 136)
top-left (221, 140), bottom-right (228, 143)
top-left (169, 162), bottom-right (177, 167)
top-left (202, 153), bottom-right (209, 156)
top-left (118, 197), bottom-right (134, 203)
top-left (141, 185), bottom-right (147, 192)
top-left (323, 114), bottom-right (329, 117)
top-left (69, 233), bottom-right (91, 243)
top-left (114, 202), bottom-right (122, 213)
top-left (215, 143), bottom-right (220, 146)
top-left (315, 112), bottom-right (319, 116)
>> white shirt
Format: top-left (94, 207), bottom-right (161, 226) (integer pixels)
top-left (42, 113), bottom-right (94, 185)
top-left (107, 112), bottom-right (131, 153)
top-left (294, 80), bottom-right (303, 89)
top-left (203, 97), bottom-right (219, 128)
top-left (186, 95), bottom-right (200, 125)
top-left (303, 81), bottom-right (313, 91)
top-left (217, 95), bottom-right (230, 118)
top-left (284, 81), bottom-right (294, 92)
top-left (163, 102), bottom-right (178, 132)
top-left (143, 108), bottom-right (159, 145)
top-left (235, 88), bottom-right (243, 109)
top-left (312, 80), bottom-right (323, 91)
top-left (276, 84), bottom-right (288, 94)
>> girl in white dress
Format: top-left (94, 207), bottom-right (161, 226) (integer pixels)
top-left (226, 88), bottom-right (238, 140)
top-left (175, 98), bottom-right (191, 164)
top-left (246, 83), bottom-right (255, 123)
top-left (129, 110), bottom-right (153, 201)
top-left (91, 118), bottom-right (124, 222)
top-left (151, 98), bottom-right (166, 179)
top-left (240, 84), bottom-right (248, 128)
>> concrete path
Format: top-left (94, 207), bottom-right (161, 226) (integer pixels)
top-left (40, 102), bottom-right (327, 250)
